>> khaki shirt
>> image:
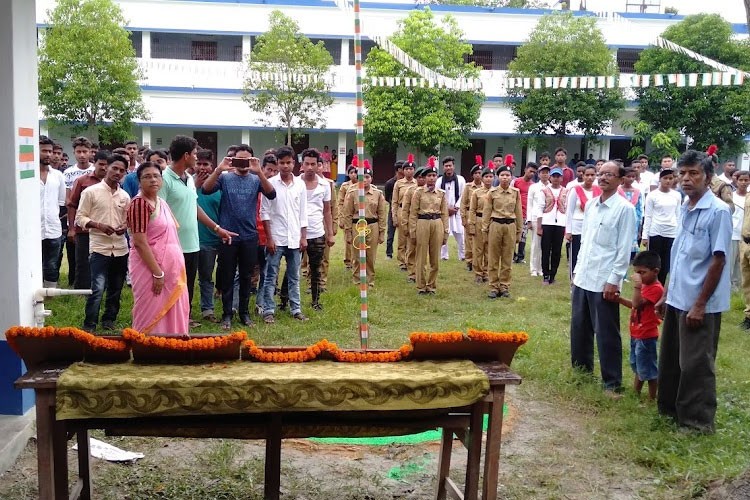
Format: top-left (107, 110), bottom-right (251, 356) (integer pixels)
top-left (337, 180), bottom-right (353, 228)
top-left (400, 183), bottom-right (420, 224)
top-left (391, 178), bottom-right (417, 221)
top-left (75, 181), bottom-right (130, 257)
top-left (468, 185), bottom-right (491, 228)
top-left (460, 181), bottom-right (482, 225)
top-left (742, 194), bottom-right (750, 241)
top-left (710, 176), bottom-right (734, 214)
top-left (324, 177), bottom-right (338, 227)
top-left (408, 186), bottom-right (449, 237)
top-left (343, 186), bottom-right (387, 235)
top-left (481, 185), bottom-right (523, 240)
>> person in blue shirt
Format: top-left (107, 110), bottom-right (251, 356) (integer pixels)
top-left (655, 150), bottom-right (732, 434)
top-left (201, 144), bottom-right (276, 329)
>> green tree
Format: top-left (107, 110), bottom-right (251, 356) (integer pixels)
top-left (363, 8), bottom-right (483, 157)
top-left (635, 14), bottom-right (750, 157)
top-left (507, 12), bottom-right (625, 144)
top-left (243, 11), bottom-right (334, 146)
top-left (38, 0), bottom-right (147, 144)
top-left (621, 119), bottom-right (681, 165)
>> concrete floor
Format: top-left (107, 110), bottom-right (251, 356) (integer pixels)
top-left (0, 410), bottom-right (35, 475)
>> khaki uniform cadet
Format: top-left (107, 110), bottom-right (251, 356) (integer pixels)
top-left (344, 163), bottom-right (387, 285)
top-left (338, 164), bottom-right (358, 269)
top-left (392, 154), bottom-right (418, 270)
top-left (409, 162), bottom-right (449, 294)
top-left (468, 166), bottom-right (494, 283)
top-left (460, 158), bottom-right (484, 272)
top-left (318, 175), bottom-right (337, 289)
top-left (482, 165), bottom-right (523, 299)
top-left (401, 168), bottom-right (426, 283)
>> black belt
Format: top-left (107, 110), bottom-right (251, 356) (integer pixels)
top-left (352, 218), bottom-right (378, 224)
top-left (418, 214), bottom-right (442, 220)
top-left (492, 217), bottom-right (516, 224)
top-left (476, 212), bottom-right (483, 217)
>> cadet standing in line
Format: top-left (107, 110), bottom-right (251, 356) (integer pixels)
top-left (344, 161), bottom-right (387, 286)
top-left (409, 158), bottom-right (449, 295)
top-left (401, 167), bottom-right (426, 283)
top-left (338, 162), bottom-right (359, 269)
top-left (469, 163), bottom-right (495, 284)
top-left (392, 154), bottom-right (418, 271)
top-left (483, 165), bottom-right (523, 298)
top-left (461, 156), bottom-right (484, 272)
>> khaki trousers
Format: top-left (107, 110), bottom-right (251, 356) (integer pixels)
top-left (397, 220), bottom-right (408, 267)
top-left (465, 225), bottom-right (474, 265)
top-left (344, 236), bottom-right (353, 268)
top-left (352, 222), bottom-right (379, 284)
top-left (406, 233), bottom-right (417, 279)
top-left (488, 221), bottom-right (516, 292)
top-left (741, 241), bottom-right (750, 318)
top-left (415, 219), bottom-right (443, 292)
top-left (473, 229), bottom-right (488, 279)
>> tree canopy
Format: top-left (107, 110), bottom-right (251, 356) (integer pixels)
top-left (634, 14), bottom-right (750, 157)
top-left (243, 10), bottom-right (334, 146)
top-left (363, 8), bottom-right (483, 157)
top-left (506, 12), bottom-right (624, 143)
top-left (38, 0), bottom-right (147, 144)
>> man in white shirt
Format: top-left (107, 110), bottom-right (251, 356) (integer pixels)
top-left (570, 161), bottom-right (636, 395)
top-left (437, 156), bottom-right (466, 261)
top-left (637, 154), bottom-right (656, 195)
top-left (39, 136), bottom-right (66, 288)
top-left (259, 146), bottom-right (309, 323)
top-left (717, 160), bottom-right (736, 186)
top-left (526, 165), bottom-right (549, 276)
top-left (642, 169), bottom-right (683, 284)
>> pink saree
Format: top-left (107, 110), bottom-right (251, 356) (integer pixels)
top-left (130, 198), bottom-right (189, 335)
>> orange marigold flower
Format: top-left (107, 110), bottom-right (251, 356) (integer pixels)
top-left (5, 325), bottom-right (128, 353)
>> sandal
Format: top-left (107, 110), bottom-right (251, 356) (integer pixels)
top-left (292, 312), bottom-right (309, 322)
top-left (263, 314), bottom-right (275, 324)
top-left (221, 317), bottom-right (231, 330)
top-left (189, 320), bottom-right (201, 328)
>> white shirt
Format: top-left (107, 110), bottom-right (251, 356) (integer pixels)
top-left (437, 174), bottom-right (466, 233)
top-left (718, 173), bottom-right (733, 186)
top-left (565, 185), bottom-right (598, 235)
top-left (639, 170), bottom-right (656, 194)
top-left (566, 179), bottom-right (581, 190)
top-left (40, 168), bottom-right (66, 239)
top-left (261, 174), bottom-right (308, 249)
top-left (732, 192), bottom-right (745, 241)
top-left (642, 188), bottom-right (682, 239)
top-left (63, 164), bottom-right (94, 190)
top-left (304, 176), bottom-right (331, 239)
top-left (526, 180), bottom-right (548, 223)
top-left (534, 185), bottom-right (567, 227)
top-left (573, 193), bottom-right (636, 292)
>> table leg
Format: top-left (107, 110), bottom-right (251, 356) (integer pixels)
top-left (35, 389), bottom-right (57, 500)
top-left (76, 430), bottom-right (92, 500)
top-left (464, 402), bottom-right (483, 500)
top-left (481, 387), bottom-right (506, 500)
top-left (264, 415), bottom-right (282, 500)
top-left (52, 419), bottom-right (69, 499)
top-left (435, 427), bottom-right (454, 499)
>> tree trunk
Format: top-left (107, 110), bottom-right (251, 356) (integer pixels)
top-left (287, 126), bottom-right (292, 148)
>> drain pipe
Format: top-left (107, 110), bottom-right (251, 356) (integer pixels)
top-left (33, 288), bottom-right (92, 327)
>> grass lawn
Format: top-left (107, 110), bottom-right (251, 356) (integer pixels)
top-left (31, 233), bottom-right (750, 497)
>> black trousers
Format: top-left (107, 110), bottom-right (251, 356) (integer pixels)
top-left (386, 211), bottom-right (396, 258)
top-left (570, 285), bottom-right (622, 390)
top-left (183, 251), bottom-right (199, 312)
top-left (306, 236), bottom-right (326, 305)
top-left (217, 241), bottom-right (257, 318)
top-left (648, 235), bottom-right (674, 285)
top-left (73, 233), bottom-right (90, 289)
top-left (569, 234), bottom-right (582, 279)
top-left (658, 305), bottom-right (721, 432)
top-left (541, 224), bottom-right (565, 281)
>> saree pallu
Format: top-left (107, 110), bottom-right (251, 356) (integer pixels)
top-left (130, 198), bottom-right (189, 335)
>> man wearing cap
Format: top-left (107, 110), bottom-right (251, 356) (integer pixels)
top-left (527, 164), bottom-right (549, 277)
top-left (344, 162), bottom-right (386, 286)
top-left (535, 166), bottom-right (568, 284)
top-left (460, 157), bottom-right (484, 272)
top-left (338, 163), bottom-right (359, 269)
top-left (409, 159), bottom-right (449, 294)
top-left (570, 161), bottom-right (636, 395)
top-left (483, 166), bottom-right (523, 298)
top-left (468, 165), bottom-right (495, 284)
top-left (402, 167), bottom-right (426, 283)
top-left (437, 156), bottom-right (466, 261)
top-left (392, 155), bottom-right (418, 271)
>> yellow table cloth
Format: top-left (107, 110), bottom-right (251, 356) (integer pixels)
top-left (55, 360), bottom-right (490, 420)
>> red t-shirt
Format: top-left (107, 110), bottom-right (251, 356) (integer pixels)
top-left (512, 177), bottom-right (535, 220)
top-left (629, 281), bottom-right (664, 340)
top-left (561, 166), bottom-right (576, 187)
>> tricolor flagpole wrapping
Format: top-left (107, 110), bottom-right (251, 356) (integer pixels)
top-left (353, 0), bottom-right (368, 350)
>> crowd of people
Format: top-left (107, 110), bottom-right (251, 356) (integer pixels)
top-left (38, 134), bottom-right (741, 433)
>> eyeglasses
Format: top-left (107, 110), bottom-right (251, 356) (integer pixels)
top-left (599, 172), bottom-right (620, 178)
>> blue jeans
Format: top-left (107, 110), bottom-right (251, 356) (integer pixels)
top-left (259, 246), bottom-right (301, 316)
top-left (41, 237), bottom-right (62, 283)
top-left (84, 252), bottom-right (128, 329)
top-left (199, 244), bottom-right (239, 316)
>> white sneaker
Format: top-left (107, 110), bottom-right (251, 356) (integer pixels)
top-left (530, 271), bottom-right (539, 277)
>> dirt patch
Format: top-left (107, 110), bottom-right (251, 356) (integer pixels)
top-left (707, 469), bottom-right (750, 500)
top-left (0, 385), bottom-right (662, 499)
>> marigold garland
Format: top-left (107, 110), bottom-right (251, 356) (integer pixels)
top-left (5, 326), bottom-right (128, 353)
top-left (466, 329), bottom-right (529, 345)
top-left (243, 339), bottom-right (414, 363)
top-left (123, 328), bottom-right (246, 351)
top-left (409, 331), bottom-right (465, 344)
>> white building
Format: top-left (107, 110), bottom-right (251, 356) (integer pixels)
top-left (36, 0), bottom-right (750, 182)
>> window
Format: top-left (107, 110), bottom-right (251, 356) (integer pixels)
top-left (467, 50), bottom-right (493, 70)
top-left (192, 41), bottom-right (218, 61)
top-left (617, 48), bottom-right (642, 73)
top-left (129, 31), bottom-right (142, 58)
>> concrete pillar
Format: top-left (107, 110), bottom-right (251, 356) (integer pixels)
top-left (241, 129), bottom-right (251, 146)
top-left (340, 38), bottom-right (350, 66)
top-left (0, 0), bottom-right (40, 416)
top-left (141, 126), bottom-right (151, 149)
top-left (242, 35), bottom-right (252, 61)
top-left (599, 139), bottom-right (611, 160)
top-left (337, 132), bottom-right (347, 184)
top-left (142, 30), bottom-right (151, 59)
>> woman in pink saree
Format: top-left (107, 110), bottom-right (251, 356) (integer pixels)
top-left (127, 162), bottom-right (189, 335)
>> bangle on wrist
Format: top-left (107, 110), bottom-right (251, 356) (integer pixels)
top-left (213, 224), bottom-right (220, 233)
top-left (152, 271), bottom-right (165, 279)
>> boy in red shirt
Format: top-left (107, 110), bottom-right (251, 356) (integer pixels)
top-left (618, 251), bottom-right (663, 400)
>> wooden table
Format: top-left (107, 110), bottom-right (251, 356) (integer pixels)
top-left (15, 361), bottom-right (521, 500)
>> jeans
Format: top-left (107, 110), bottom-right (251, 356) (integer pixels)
top-left (74, 233), bottom-right (91, 289)
top-left (42, 237), bottom-right (62, 283)
top-left (198, 245), bottom-right (219, 315)
top-left (218, 239), bottom-right (258, 318)
top-left (282, 238), bottom-right (324, 306)
top-left (84, 252), bottom-right (128, 329)
top-left (260, 246), bottom-right (301, 316)
top-left (386, 211), bottom-right (396, 257)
